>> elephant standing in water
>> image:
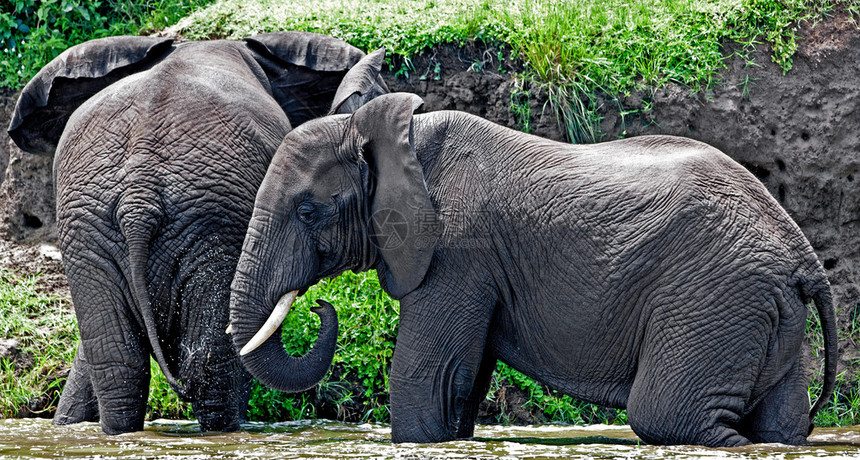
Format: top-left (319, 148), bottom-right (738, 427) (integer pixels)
top-left (229, 93), bottom-right (837, 446)
top-left (8, 32), bottom-right (388, 434)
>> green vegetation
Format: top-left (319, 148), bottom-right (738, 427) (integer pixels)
top-left (0, 269), bottom-right (75, 418)
top-left (4, 268), bottom-right (847, 429)
top-left (0, 266), bottom-right (627, 426)
top-left (493, 362), bottom-right (626, 425)
top-left (809, 303), bottom-right (860, 428)
top-left (172, 0), bottom-right (846, 86)
top-left (1, 0), bottom-right (215, 89)
top-left (7, 0), bottom-right (858, 137)
top-left (172, 0), bottom-right (859, 141)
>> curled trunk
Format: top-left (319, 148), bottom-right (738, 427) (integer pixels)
top-left (229, 251), bottom-right (338, 392)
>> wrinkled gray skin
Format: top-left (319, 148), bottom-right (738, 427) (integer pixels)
top-left (230, 93), bottom-right (837, 447)
top-left (7, 32), bottom-right (388, 435)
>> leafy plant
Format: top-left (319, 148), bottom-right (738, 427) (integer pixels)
top-left (510, 83), bottom-right (532, 134)
top-left (491, 362), bottom-right (626, 425)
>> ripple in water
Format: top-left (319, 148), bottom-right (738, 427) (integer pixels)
top-left (1, 419), bottom-right (858, 459)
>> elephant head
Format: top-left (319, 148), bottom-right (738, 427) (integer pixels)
top-left (9, 32), bottom-right (389, 434)
top-left (230, 93), bottom-right (439, 391)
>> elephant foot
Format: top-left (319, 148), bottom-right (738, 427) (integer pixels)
top-left (195, 405), bottom-right (243, 433)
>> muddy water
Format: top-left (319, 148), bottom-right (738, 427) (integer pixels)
top-left (0, 419), bottom-right (858, 459)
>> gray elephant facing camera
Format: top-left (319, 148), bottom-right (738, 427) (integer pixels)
top-left (229, 92), bottom-right (837, 447)
top-left (8, 31), bottom-right (388, 434)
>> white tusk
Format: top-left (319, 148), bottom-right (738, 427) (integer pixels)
top-left (225, 324), bottom-right (233, 335)
top-left (240, 290), bottom-right (298, 356)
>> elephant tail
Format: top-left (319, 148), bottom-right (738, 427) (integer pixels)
top-left (802, 271), bottom-right (838, 430)
top-left (119, 203), bottom-right (191, 401)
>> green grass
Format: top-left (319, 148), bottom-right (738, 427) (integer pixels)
top-left (1, 0), bottom-right (215, 89)
top-left (147, 358), bottom-right (194, 420)
top-left (5, 0), bottom-right (858, 138)
top-left (170, 0), bottom-right (859, 142)
top-left (0, 269), bottom-right (76, 418)
top-left (172, 0), bottom-right (847, 88)
top-left (809, 303), bottom-right (860, 428)
top-left (0, 268), bottom-right (196, 421)
top-left (812, 370), bottom-right (860, 427)
top-left (0, 268), bottom-right (399, 424)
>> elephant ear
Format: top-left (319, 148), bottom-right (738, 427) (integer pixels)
top-left (329, 48), bottom-right (389, 115)
top-left (244, 31), bottom-right (370, 126)
top-left (352, 93), bottom-right (439, 298)
top-left (8, 36), bottom-right (174, 156)
top-left (244, 31), bottom-right (363, 71)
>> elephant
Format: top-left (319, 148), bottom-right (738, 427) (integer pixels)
top-left (228, 92), bottom-right (838, 446)
top-left (7, 31), bottom-right (388, 434)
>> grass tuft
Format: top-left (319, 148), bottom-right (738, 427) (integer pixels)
top-left (807, 302), bottom-right (860, 427)
top-left (0, 269), bottom-right (76, 418)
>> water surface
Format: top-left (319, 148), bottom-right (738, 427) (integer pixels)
top-left (1, 419), bottom-right (858, 459)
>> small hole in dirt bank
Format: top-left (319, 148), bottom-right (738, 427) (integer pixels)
top-left (22, 213), bottom-right (43, 229)
top-left (778, 184), bottom-right (786, 203)
top-left (741, 162), bottom-right (770, 180)
top-left (824, 258), bottom-right (838, 270)
top-left (801, 132), bottom-right (810, 141)
top-left (848, 174), bottom-right (854, 182)
top-left (775, 159), bottom-right (786, 172)
top-left (770, 128), bottom-right (777, 136)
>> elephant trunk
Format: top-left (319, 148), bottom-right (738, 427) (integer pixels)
top-left (239, 290), bottom-right (299, 356)
top-left (229, 233), bottom-right (338, 393)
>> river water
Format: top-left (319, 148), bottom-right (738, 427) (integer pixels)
top-left (0, 419), bottom-right (858, 459)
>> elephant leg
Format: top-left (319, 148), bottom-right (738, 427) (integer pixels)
top-left (627, 351), bottom-right (752, 446)
top-left (186, 341), bottom-right (252, 432)
top-left (389, 280), bottom-right (496, 444)
top-left (626, 297), bottom-right (774, 447)
top-left (738, 359), bottom-right (810, 445)
top-left (54, 342), bottom-right (99, 425)
top-left (456, 348), bottom-right (497, 438)
top-left (67, 261), bottom-right (151, 435)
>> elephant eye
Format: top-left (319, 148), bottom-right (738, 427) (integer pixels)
top-left (297, 202), bottom-right (317, 225)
